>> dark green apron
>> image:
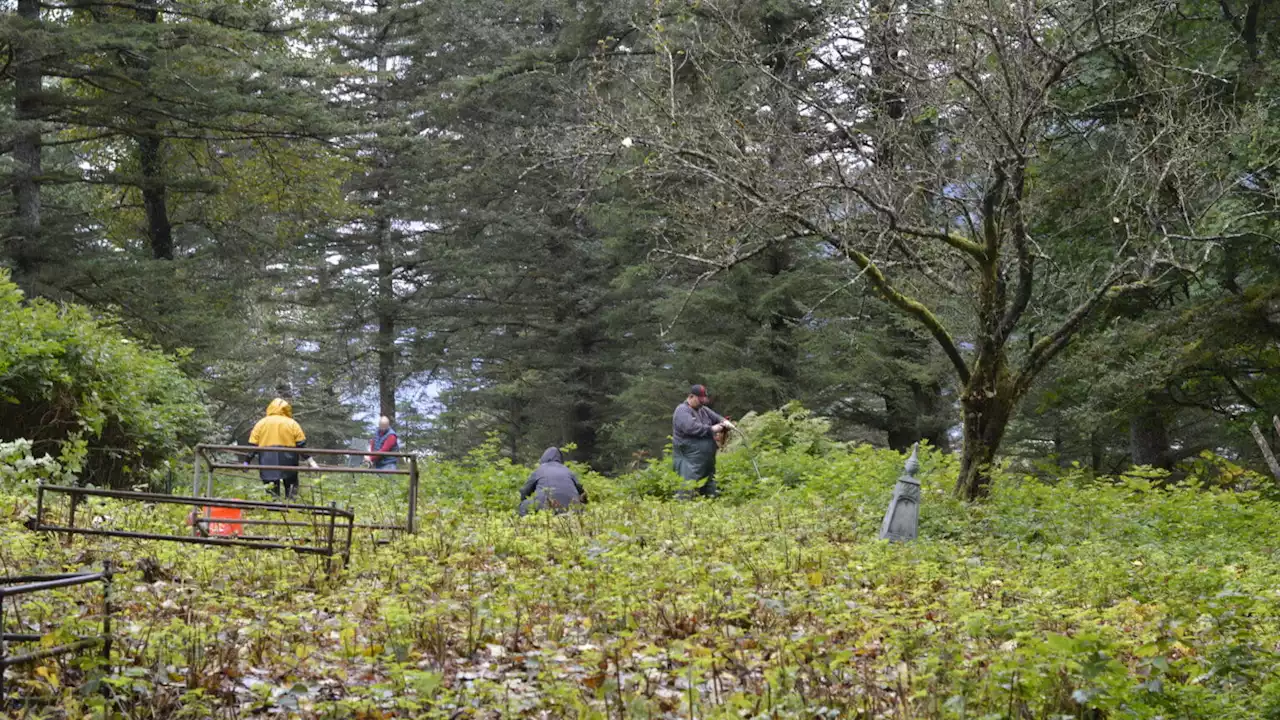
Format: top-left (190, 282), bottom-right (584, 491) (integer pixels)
top-left (673, 436), bottom-right (717, 482)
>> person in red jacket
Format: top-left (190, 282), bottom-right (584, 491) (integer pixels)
top-left (365, 416), bottom-right (399, 469)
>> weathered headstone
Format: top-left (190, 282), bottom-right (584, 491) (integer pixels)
top-left (879, 443), bottom-right (921, 542)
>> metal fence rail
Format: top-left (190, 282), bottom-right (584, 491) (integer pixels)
top-left (34, 485), bottom-right (354, 566)
top-left (0, 565), bottom-right (113, 699)
top-left (193, 444), bottom-right (419, 535)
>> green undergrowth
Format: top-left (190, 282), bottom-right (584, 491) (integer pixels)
top-left (1, 443), bottom-right (1279, 719)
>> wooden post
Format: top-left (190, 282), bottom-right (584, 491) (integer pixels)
top-left (1, 593), bottom-right (7, 701)
top-left (407, 457), bottom-right (419, 535)
top-left (101, 562), bottom-right (113, 666)
top-left (326, 502), bottom-right (338, 577)
top-left (1250, 422), bottom-right (1280, 481)
top-left (66, 491), bottom-right (79, 547)
top-left (35, 482), bottom-right (44, 530)
top-left (343, 512), bottom-right (354, 568)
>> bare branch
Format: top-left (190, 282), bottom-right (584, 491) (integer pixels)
top-left (785, 213), bottom-right (972, 384)
top-left (799, 265), bottom-right (871, 321)
top-left (999, 166), bottom-right (1033, 340)
top-left (820, 181), bottom-right (989, 261)
top-left (659, 267), bottom-right (718, 338)
top-left (1017, 267), bottom-right (1141, 393)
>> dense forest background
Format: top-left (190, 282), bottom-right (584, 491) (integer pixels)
top-left (2, 0), bottom-right (1278, 495)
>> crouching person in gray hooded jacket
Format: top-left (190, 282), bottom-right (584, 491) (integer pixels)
top-left (518, 447), bottom-right (588, 515)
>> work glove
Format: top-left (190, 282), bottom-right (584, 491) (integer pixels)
top-left (307, 458), bottom-right (319, 469)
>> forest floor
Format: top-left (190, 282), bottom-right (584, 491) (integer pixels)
top-left (1, 450), bottom-right (1279, 719)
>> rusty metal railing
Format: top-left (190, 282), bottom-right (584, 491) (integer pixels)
top-left (193, 444), bottom-right (419, 535)
top-left (33, 485), bottom-right (354, 567)
top-left (0, 564), bottom-right (113, 699)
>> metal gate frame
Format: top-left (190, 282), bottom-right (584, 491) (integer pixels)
top-left (0, 565), bottom-right (113, 699)
top-left (34, 485), bottom-right (354, 566)
top-left (193, 444), bottom-right (419, 534)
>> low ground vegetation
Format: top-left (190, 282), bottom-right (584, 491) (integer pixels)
top-left (1, 435), bottom-right (1278, 718)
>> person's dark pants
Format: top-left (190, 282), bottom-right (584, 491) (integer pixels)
top-left (674, 475), bottom-right (717, 500)
top-left (673, 439), bottom-right (719, 499)
top-left (258, 449), bottom-right (299, 499)
top-left (518, 490), bottom-right (581, 516)
top-left (274, 472), bottom-right (299, 499)
top-left (697, 475), bottom-right (719, 498)
top-left (260, 473), bottom-right (299, 499)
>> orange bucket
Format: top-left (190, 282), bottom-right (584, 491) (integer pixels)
top-left (204, 506), bottom-right (243, 536)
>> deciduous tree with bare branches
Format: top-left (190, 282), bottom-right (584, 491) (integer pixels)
top-left (577, 0), bottom-right (1257, 498)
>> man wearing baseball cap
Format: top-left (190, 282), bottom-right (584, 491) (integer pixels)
top-left (671, 384), bottom-right (733, 498)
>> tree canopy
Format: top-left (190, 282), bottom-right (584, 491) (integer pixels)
top-left (2, 0), bottom-right (1278, 493)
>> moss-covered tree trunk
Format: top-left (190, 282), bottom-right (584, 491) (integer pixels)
top-left (957, 366), bottom-right (1017, 500)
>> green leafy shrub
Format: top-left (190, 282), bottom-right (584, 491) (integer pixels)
top-left (0, 438), bottom-right (74, 486)
top-left (0, 272), bottom-right (211, 487)
top-left (1183, 450), bottom-right (1276, 496)
top-left (410, 433), bottom-right (626, 511)
top-left (723, 400), bottom-right (843, 456)
top-left (611, 442), bottom-right (691, 499)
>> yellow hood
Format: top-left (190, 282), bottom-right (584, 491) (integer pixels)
top-left (266, 398), bottom-right (293, 418)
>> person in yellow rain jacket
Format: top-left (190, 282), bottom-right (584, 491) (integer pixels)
top-left (247, 398), bottom-right (314, 498)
